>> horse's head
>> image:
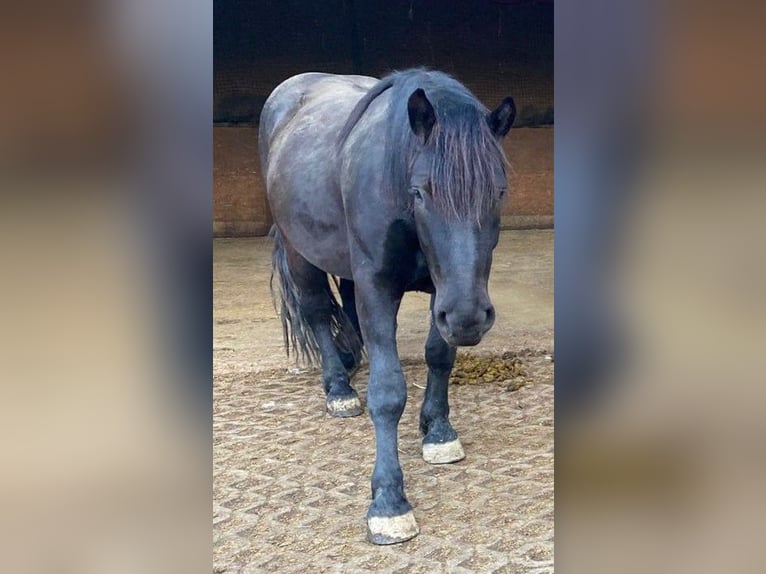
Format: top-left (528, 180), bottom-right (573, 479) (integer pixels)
top-left (406, 88), bottom-right (516, 347)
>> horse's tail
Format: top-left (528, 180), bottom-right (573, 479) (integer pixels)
top-left (269, 225), bottom-right (364, 366)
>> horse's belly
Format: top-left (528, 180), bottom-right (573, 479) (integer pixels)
top-left (289, 224), bottom-right (354, 279)
top-left (268, 168), bottom-right (353, 278)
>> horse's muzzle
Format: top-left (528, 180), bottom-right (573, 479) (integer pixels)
top-left (435, 304), bottom-right (496, 347)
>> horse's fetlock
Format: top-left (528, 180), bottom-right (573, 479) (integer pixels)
top-left (422, 417), bottom-right (458, 443)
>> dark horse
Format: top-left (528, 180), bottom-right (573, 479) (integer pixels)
top-left (260, 69), bottom-right (515, 544)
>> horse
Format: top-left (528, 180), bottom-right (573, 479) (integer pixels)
top-left (260, 69), bottom-right (515, 544)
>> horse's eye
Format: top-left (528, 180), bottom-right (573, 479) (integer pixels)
top-left (410, 187), bottom-right (424, 201)
top-left (497, 188), bottom-right (507, 200)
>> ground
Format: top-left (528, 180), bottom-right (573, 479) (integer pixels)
top-left (214, 230), bottom-right (554, 573)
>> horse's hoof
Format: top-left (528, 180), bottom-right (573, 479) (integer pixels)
top-left (366, 511), bottom-right (419, 545)
top-left (326, 395), bottom-right (363, 417)
top-left (422, 438), bottom-right (465, 464)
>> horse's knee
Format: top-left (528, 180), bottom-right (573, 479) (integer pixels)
top-left (369, 393), bottom-right (406, 420)
top-left (367, 374), bottom-right (406, 419)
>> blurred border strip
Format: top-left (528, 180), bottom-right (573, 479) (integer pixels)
top-left (0, 1), bottom-right (212, 572)
top-left (556, 1), bottom-right (766, 573)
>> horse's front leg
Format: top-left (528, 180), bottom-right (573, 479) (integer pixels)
top-left (420, 293), bottom-right (465, 464)
top-left (354, 280), bottom-right (419, 545)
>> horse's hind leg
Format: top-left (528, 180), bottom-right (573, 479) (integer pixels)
top-left (278, 242), bottom-right (363, 417)
top-left (337, 279), bottom-right (363, 371)
top-left (420, 294), bottom-right (465, 464)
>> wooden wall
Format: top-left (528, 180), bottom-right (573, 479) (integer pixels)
top-left (213, 125), bottom-right (552, 236)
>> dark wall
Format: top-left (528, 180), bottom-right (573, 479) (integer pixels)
top-left (214, 0), bottom-right (553, 125)
top-left (213, 0), bottom-right (554, 236)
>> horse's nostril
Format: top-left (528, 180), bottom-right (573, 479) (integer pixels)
top-left (436, 310), bottom-right (448, 326)
top-left (485, 306), bottom-right (496, 325)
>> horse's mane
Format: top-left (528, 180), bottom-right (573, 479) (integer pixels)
top-left (338, 69), bottom-right (507, 220)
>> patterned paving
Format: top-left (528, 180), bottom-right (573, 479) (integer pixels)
top-left (214, 362), bottom-right (553, 573)
top-left (214, 233), bottom-right (553, 572)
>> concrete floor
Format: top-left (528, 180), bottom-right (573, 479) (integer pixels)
top-left (213, 230), bottom-right (553, 373)
top-left (214, 230), bottom-right (553, 572)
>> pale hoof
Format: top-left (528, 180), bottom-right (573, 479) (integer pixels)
top-left (422, 438), bottom-right (465, 464)
top-left (326, 395), bottom-right (363, 417)
top-left (367, 511), bottom-right (419, 545)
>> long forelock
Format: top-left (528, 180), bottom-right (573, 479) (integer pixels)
top-left (427, 107), bottom-right (507, 221)
top-left (374, 70), bottom-right (508, 221)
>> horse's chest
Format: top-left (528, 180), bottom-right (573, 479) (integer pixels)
top-left (378, 220), bottom-right (434, 293)
top-left (406, 251), bottom-right (434, 293)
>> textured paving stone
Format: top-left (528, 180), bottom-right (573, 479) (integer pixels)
top-left (214, 364), bottom-right (553, 573)
top-left (214, 233), bottom-right (553, 572)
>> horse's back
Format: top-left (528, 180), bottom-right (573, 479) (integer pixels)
top-left (258, 73), bottom-right (328, 168)
top-left (259, 73), bottom-right (376, 172)
top-left (260, 73), bottom-right (377, 278)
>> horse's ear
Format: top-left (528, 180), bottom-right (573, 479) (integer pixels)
top-left (487, 96), bottom-right (516, 138)
top-left (407, 88), bottom-right (436, 143)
